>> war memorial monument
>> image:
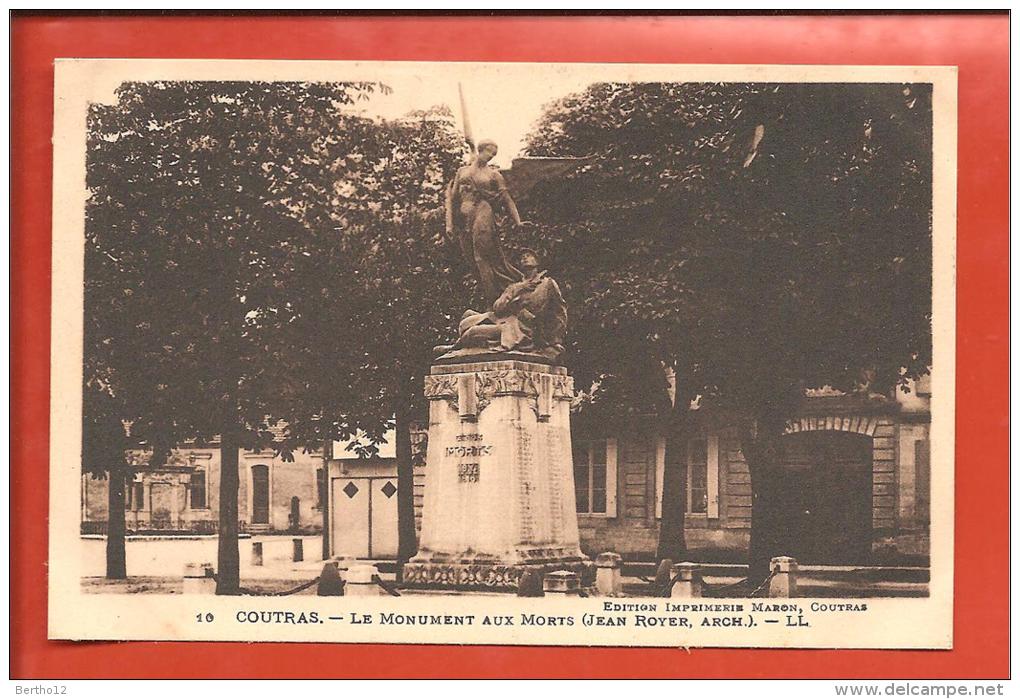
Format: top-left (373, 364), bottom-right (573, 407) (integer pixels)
top-left (402, 140), bottom-right (593, 592)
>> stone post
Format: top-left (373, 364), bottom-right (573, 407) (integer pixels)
top-left (669, 562), bottom-right (703, 598)
top-left (594, 552), bottom-right (623, 596)
top-left (292, 537), bottom-right (304, 562)
top-left (345, 563), bottom-right (383, 597)
top-left (316, 561), bottom-right (344, 596)
top-left (543, 570), bottom-right (581, 597)
top-left (251, 541), bottom-right (263, 566)
top-left (182, 562), bottom-right (216, 594)
top-left (768, 556), bottom-right (798, 598)
top-left (516, 569), bottom-right (544, 597)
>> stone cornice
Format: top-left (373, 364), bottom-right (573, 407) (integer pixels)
top-left (425, 364), bottom-right (574, 422)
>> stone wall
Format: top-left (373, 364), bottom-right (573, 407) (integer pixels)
top-left (871, 418), bottom-right (898, 536)
top-left (720, 428), bottom-right (752, 532)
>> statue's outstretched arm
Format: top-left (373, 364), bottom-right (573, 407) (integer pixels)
top-left (495, 171), bottom-right (526, 226)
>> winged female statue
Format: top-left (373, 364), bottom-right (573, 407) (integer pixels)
top-left (444, 138), bottom-right (531, 304)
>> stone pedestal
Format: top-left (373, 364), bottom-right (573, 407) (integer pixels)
top-left (182, 563), bottom-right (216, 594)
top-left (670, 562), bottom-right (703, 598)
top-left (403, 359), bottom-right (593, 592)
top-left (543, 570), bottom-right (582, 596)
top-left (346, 563), bottom-right (383, 596)
top-left (768, 556), bottom-right (798, 598)
top-left (594, 552), bottom-right (623, 597)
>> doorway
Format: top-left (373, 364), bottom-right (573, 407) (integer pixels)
top-left (251, 464), bottom-right (270, 527)
top-left (773, 431), bottom-right (873, 564)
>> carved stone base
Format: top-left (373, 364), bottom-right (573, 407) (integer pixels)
top-left (403, 558), bottom-right (595, 593)
top-left (409, 359), bottom-right (590, 592)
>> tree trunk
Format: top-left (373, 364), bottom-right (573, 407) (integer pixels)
top-left (216, 425), bottom-right (241, 595)
top-left (395, 400), bottom-right (418, 566)
top-left (655, 401), bottom-right (689, 562)
top-left (321, 436), bottom-right (331, 561)
top-left (105, 462), bottom-right (128, 579)
top-left (743, 415), bottom-right (785, 586)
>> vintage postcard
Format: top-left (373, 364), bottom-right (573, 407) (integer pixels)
top-left (48, 59), bottom-right (956, 648)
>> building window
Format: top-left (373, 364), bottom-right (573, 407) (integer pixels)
top-left (656, 435), bottom-right (718, 519)
top-left (189, 470), bottom-right (207, 509)
top-left (915, 439), bottom-right (930, 523)
top-left (126, 481), bottom-right (144, 511)
top-left (574, 441), bottom-right (607, 514)
top-left (687, 439), bottom-right (708, 514)
top-left (316, 467), bottom-right (327, 510)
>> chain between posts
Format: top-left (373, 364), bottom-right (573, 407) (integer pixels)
top-left (647, 568), bottom-right (776, 598)
top-left (372, 574), bottom-right (402, 597)
top-left (209, 572), bottom-right (320, 597)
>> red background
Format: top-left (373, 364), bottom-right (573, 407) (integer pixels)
top-left (10, 13), bottom-right (1010, 679)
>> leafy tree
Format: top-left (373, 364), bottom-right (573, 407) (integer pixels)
top-left (272, 106), bottom-right (466, 564)
top-left (88, 81), bottom-right (468, 587)
top-left (523, 82), bottom-right (932, 580)
top-left (85, 80), bottom-right (382, 593)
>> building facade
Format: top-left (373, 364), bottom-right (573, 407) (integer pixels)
top-left (82, 443), bottom-right (328, 535)
top-left (572, 378), bottom-right (931, 562)
top-left (82, 379), bottom-right (930, 564)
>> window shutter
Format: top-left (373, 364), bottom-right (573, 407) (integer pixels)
top-left (655, 436), bottom-right (666, 519)
top-left (707, 434), bottom-right (720, 519)
top-left (605, 438), bottom-right (618, 518)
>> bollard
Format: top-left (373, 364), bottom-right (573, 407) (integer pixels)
top-left (594, 552), bottom-right (623, 597)
top-left (251, 541), bottom-right (263, 567)
top-left (768, 556), bottom-right (798, 598)
top-left (317, 561), bottom-right (344, 596)
top-left (292, 538), bottom-right (304, 563)
top-left (345, 563), bottom-right (383, 596)
top-left (670, 562), bottom-right (703, 598)
top-left (654, 559), bottom-right (674, 596)
top-left (516, 569), bottom-right (544, 597)
top-left (182, 562), bottom-right (216, 594)
top-left (543, 570), bottom-right (581, 597)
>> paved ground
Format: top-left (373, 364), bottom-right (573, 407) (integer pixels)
top-left (80, 535), bottom-right (929, 597)
top-left (620, 562), bottom-right (929, 598)
top-left (82, 575), bottom-right (324, 595)
top-left (82, 564), bottom-right (927, 599)
top-left (80, 534), bottom-right (325, 581)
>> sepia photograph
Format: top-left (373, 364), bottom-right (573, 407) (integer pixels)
top-left (46, 59), bottom-right (956, 648)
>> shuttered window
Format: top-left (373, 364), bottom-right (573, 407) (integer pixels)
top-left (575, 440), bottom-right (612, 512)
top-left (316, 467), bottom-right (327, 509)
top-left (189, 469), bottom-right (207, 509)
top-left (574, 441), bottom-right (608, 514)
top-left (126, 481), bottom-right (145, 511)
top-left (687, 438), bottom-right (709, 514)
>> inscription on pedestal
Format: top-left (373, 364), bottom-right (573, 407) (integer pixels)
top-left (544, 427), bottom-right (565, 541)
top-left (515, 426), bottom-right (537, 544)
top-left (448, 433), bottom-right (492, 483)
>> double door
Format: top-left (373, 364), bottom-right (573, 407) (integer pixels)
top-left (331, 476), bottom-right (399, 559)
